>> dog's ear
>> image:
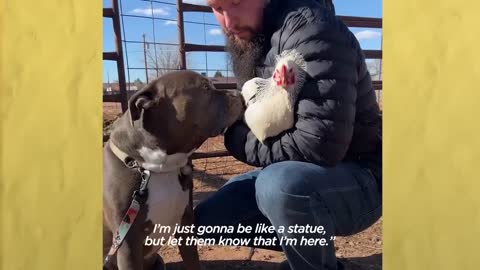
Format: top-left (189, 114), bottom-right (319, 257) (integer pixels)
top-left (128, 84), bottom-right (157, 127)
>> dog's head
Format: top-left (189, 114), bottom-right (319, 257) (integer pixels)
top-left (127, 70), bottom-right (245, 154)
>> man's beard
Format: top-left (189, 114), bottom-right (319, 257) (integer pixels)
top-left (225, 33), bottom-right (265, 87)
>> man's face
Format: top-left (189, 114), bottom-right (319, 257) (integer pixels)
top-left (208, 0), bottom-right (267, 84)
top-left (207, 0), bottom-right (266, 42)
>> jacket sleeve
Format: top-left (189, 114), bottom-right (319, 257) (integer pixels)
top-left (225, 10), bottom-right (360, 168)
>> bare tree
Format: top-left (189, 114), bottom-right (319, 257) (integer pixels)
top-left (367, 59), bottom-right (382, 80)
top-left (143, 42), bottom-right (180, 81)
top-left (141, 35), bottom-right (231, 81)
top-left (366, 59), bottom-right (383, 106)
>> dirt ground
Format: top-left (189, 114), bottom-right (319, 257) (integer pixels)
top-left (103, 103), bottom-right (382, 270)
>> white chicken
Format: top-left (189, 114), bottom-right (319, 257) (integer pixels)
top-left (242, 49), bottom-right (307, 143)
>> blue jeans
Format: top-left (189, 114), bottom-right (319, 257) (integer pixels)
top-left (194, 161), bottom-right (382, 270)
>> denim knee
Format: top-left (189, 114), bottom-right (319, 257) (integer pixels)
top-left (194, 168), bottom-right (260, 228)
top-left (193, 200), bottom-right (210, 227)
top-left (254, 161), bottom-right (313, 218)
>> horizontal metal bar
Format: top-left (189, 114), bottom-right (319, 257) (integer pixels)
top-left (122, 67), bottom-right (380, 87)
top-left (126, 67), bottom-right (232, 72)
top-left (103, 94), bottom-right (122, 102)
top-left (181, 3), bottom-right (382, 28)
top-left (373, 80), bottom-right (382, 90)
top-left (103, 52), bottom-right (118, 61)
top-left (123, 40), bottom-right (179, 46)
top-left (338, 16), bottom-right (382, 28)
top-left (213, 83), bottom-right (238, 89)
top-left (184, 43), bottom-right (225, 52)
top-left (184, 20), bottom-right (219, 27)
top-left (121, 14), bottom-right (175, 21)
top-left (120, 14), bottom-right (219, 27)
top-left (183, 43), bottom-right (381, 59)
top-left (364, 50), bottom-right (382, 59)
top-left (127, 67), bottom-right (181, 71)
top-left (181, 3), bottom-right (211, 13)
top-left (103, 8), bottom-right (114, 18)
top-left (140, 0), bottom-right (176, 6)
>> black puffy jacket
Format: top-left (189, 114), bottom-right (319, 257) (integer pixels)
top-left (224, 0), bottom-right (382, 185)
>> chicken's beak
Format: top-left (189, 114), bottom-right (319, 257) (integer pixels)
top-left (274, 64), bottom-right (288, 88)
top-left (273, 64), bottom-right (295, 89)
top-left (281, 65), bottom-right (288, 87)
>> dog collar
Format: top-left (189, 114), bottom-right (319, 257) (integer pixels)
top-left (109, 140), bottom-right (192, 174)
top-left (105, 141), bottom-right (151, 267)
top-left (104, 140), bottom-right (192, 266)
top-left (109, 140), bottom-right (132, 166)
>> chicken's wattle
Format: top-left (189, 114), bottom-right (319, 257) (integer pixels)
top-left (273, 65), bottom-right (296, 88)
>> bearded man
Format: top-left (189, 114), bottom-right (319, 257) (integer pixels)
top-left (194, 1), bottom-right (382, 269)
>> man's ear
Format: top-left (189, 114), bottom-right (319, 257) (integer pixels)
top-left (128, 85), bottom-right (156, 127)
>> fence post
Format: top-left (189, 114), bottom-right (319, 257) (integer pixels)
top-left (111, 0), bottom-right (128, 112)
top-left (177, 0), bottom-right (187, 70)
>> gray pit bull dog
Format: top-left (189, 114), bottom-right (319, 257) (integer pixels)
top-left (103, 70), bottom-right (245, 270)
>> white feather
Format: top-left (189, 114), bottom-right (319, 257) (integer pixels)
top-left (242, 49), bottom-right (307, 143)
top-left (241, 77), bottom-right (267, 106)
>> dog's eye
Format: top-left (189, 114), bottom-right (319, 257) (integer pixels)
top-left (202, 83), bottom-right (209, 90)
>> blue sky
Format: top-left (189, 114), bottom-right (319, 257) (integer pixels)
top-left (103, 0), bottom-right (382, 83)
